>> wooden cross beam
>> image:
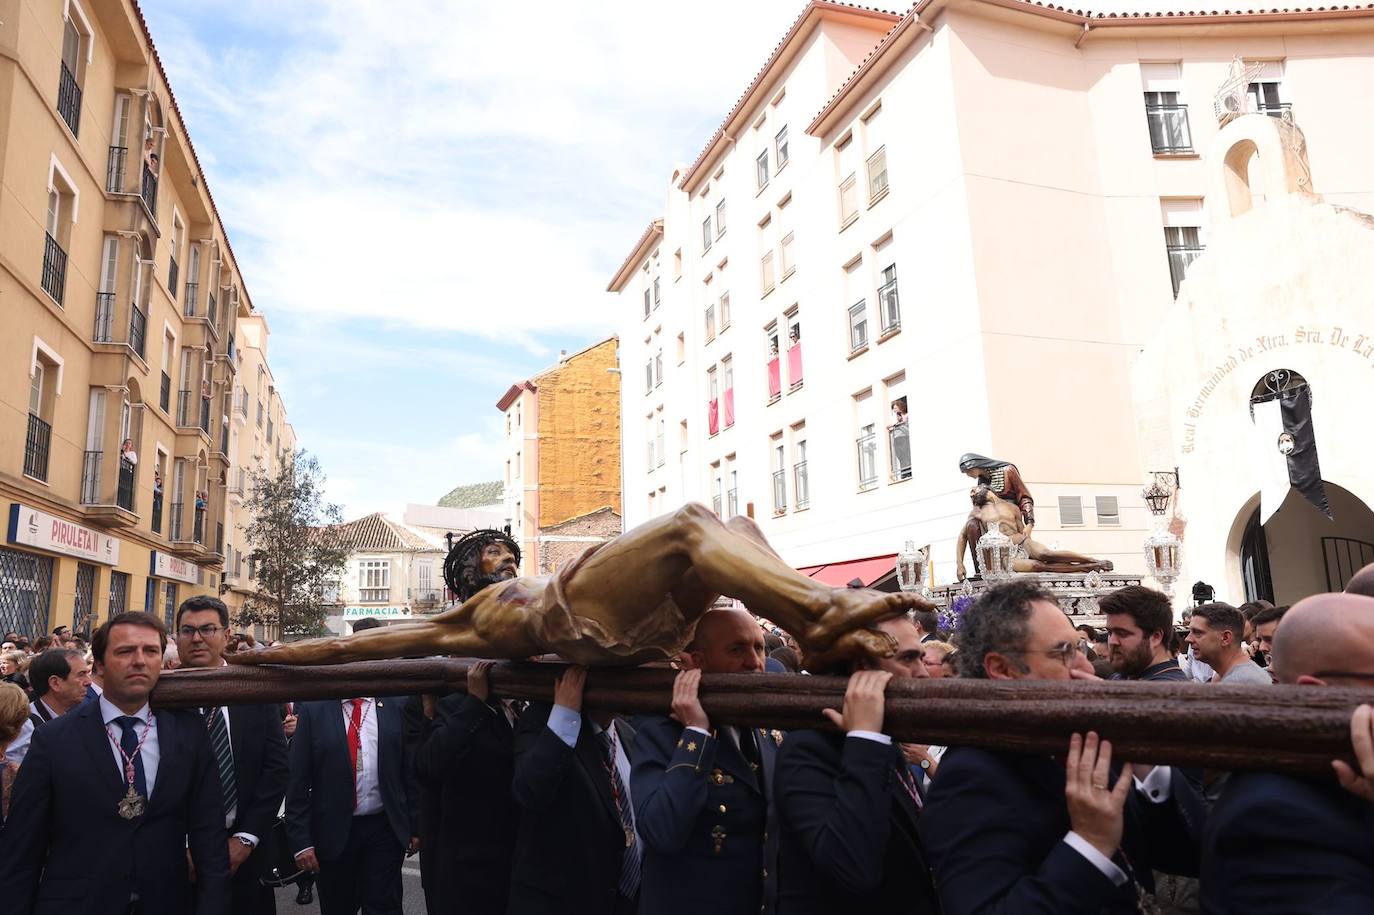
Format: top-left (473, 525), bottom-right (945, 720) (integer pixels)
top-left (152, 658), bottom-right (1370, 777)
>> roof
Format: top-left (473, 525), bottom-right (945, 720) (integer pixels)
top-left (809, 0), bottom-right (1374, 136)
top-left (337, 513), bottom-right (444, 552)
top-left (543, 505), bottom-right (623, 531)
top-left (606, 219), bottom-right (664, 292)
top-left (677, 1), bottom-right (901, 194)
top-left (438, 481), bottom-right (504, 510)
top-left (495, 381), bottom-right (537, 412)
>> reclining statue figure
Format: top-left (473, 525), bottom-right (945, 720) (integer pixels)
top-left (232, 504), bottom-right (927, 670)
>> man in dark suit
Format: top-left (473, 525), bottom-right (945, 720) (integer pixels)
top-left (510, 665), bottom-right (639, 915)
top-left (175, 596), bottom-right (289, 915)
top-left (0, 611), bottom-right (230, 914)
top-left (773, 613), bottom-right (939, 914)
top-left (631, 608), bottom-right (780, 915)
top-left (1202, 592), bottom-right (1374, 912)
top-left (412, 660), bottom-right (519, 915)
top-left (286, 691), bottom-right (415, 915)
top-left (921, 581), bottom-right (1202, 915)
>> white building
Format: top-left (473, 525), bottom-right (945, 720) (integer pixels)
top-left (609, 0), bottom-right (1374, 599)
top-left (326, 513), bottom-right (446, 634)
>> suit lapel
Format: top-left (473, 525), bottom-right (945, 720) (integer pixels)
top-left (713, 728), bottom-right (761, 793)
top-left (376, 698), bottom-right (398, 788)
top-left (228, 705), bottom-right (248, 772)
top-left (575, 719), bottom-right (621, 830)
top-left (78, 701), bottom-right (125, 801)
top-left (146, 709), bottom-right (180, 811)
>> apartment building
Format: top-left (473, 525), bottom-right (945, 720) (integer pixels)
top-left (324, 513), bottom-right (445, 636)
top-left (498, 337), bottom-right (622, 573)
top-left (610, 0), bottom-right (1374, 589)
top-left (0, 0), bottom-right (294, 636)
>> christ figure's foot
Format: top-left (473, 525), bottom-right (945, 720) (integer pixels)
top-left (805, 588), bottom-right (933, 652)
top-left (801, 626), bottom-right (900, 672)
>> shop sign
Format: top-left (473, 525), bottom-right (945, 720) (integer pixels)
top-left (150, 551), bottom-right (201, 586)
top-left (7, 503), bottom-right (121, 565)
top-left (343, 606), bottom-right (411, 619)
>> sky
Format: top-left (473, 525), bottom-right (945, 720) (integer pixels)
top-left (136, 0), bottom-right (845, 520)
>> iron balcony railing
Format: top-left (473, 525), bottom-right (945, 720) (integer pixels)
top-left (24, 413), bottom-right (51, 481)
top-left (168, 257), bottom-right (179, 295)
top-left (170, 501), bottom-right (184, 541)
top-left (140, 164), bottom-right (158, 216)
top-left (57, 62), bottom-right (81, 136)
top-left (193, 508), bottom-right (205, 545)
top-left (219, 423), bottom-right (229, 454)
top-left (856, 432), bottom-right (878, 491)
top-left (160, 372), bottom-right (171, 413)
top-left (794, 461), bottom-right (810, 510)
top-left (359, 589), bottom-right (390, 603)
top-left (1167, 241), bottom-right (1206, 299)
top-left (1145, 102), bottom-right (1193, 154)
top-left (727, 488), bottom-right (738, 518)
top-left (199, 397), bottom-right (211, 435)
top-left (106, 146), bottom-right (127, 193)
top-left (889, 422), bottom-right (912, 482)
top-left (117, 458), bottom-right (136, 512)
top-left (712, 495), bottom-right (722, 517)
top-left (177, 389), bottom-right (195, 427)
top-left (1256, 101), bottom-right (1292, 120)
top-left (81, 450), bottom-right (102, 504)
top-left (129, 303), bottom-right (147, 359)
top-left (772, 469), bottom-right (787, 516)
top-left (151, 492), bottom-right (163, 534)
top-left (215, 523), bottom-right (224, 555)
top-left (184, 281), bottom-right (199, 317)
top-left (42, 233), bottom-right (67, 304)
top-left (94, 291), bottom-right (115, 342)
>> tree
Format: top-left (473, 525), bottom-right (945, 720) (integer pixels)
top-left (237, 450), bottom-right (352, 638)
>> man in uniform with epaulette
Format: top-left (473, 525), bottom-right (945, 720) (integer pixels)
top-left (631, 608), bottom-right (780, 915)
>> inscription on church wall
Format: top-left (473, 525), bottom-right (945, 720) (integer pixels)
top-left (1180, 323), bottom-right (1374, 454)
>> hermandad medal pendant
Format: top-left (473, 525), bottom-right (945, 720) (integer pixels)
top-left (118, 785), bottom-right (146, 819)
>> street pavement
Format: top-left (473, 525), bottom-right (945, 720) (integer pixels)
top-left (273, 861), bottom-right (427, 915)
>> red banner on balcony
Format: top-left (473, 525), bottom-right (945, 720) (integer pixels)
top-left (707, 398), bottom-right (720, 436)
top-left (787, 343), bottom-right (803, 388)
top-left (723, 388), bottom-right (735, 428)
top-left (767, 357), bottom-right (781, 398)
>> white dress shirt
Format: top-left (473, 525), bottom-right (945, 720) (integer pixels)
top-left (343, 698), bottom-right (383, 816)
top-left (100, 696), bottom-right (160, 798)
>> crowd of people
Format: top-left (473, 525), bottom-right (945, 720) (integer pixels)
top-left (0, 564), bottom-right (1371, 915)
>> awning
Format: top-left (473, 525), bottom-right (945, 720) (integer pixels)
top-left (796, 554), bottom-right (897, 588)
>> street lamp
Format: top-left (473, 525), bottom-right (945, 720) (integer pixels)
top-left (1141, 469), bottom-right (1182, 596)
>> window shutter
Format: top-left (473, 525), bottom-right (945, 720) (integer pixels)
top-left (1095, 496), bottom-right (1120, 525)
top-left (1058, 496), bottom-right (1084, 526)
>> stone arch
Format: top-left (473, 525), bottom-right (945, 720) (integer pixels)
top-left (1207, 113), bottom-right (1314, 230)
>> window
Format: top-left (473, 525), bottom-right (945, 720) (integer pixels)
top-left (653, 275), bottom-right (661, 305)
top-left (766, 322), bottom-right (782, 401)
top-left (772, 438), bottom-right (787, 516)
top-left (58, 4), bottom-right (91, 136)
top-left (1164, 227), bottom-right (1204, 299)
top-left (756, 149), bottom-right (770, 191)
top-left (707, 366), bottom-right (720, 437)
top-left (1096, 496), bottom-right (1121, 525)
top-left (24, 351), bottom-right (57, 482)
top-left (95, 236), bottom-right (118, 342)
top-left (848, 300), bottom-right (868, 352)
top-left (676, 332), bottom-right (685, 364)
top-left (646, 415), bottom-right (656, 470)
top-left (108, 570), bottom-right (129, 616)
top-left (359, 559), bottom-right (390, 602)
top-left (1059, 496), bottom-right (1085, 526)
top-left (867, 147), bottom-right (888, 201)
top-left (780, 232), bottom-right (795, 280)
top-left (654, 348), bottom-right (664, 387)
top-left (169, 212), bottom-right (184, 292)
top-left (1141, 63), bottom-right (1192, 154)
top-left (721, 354), bottom-right (735, 429)
top-left (857, 422), bottom-right (878, 491)
top-left (785, 310), bottom-right (803, 390)
top-left (836, 132), bottom-right (858, 227)
top-left (679, 419), bottom-right (688, 453)
top-left (878, 263), bottom-right (900, 333)
top-left (839, 174), bottom-right (858, 226)
top-left (775, 125), bottom-right (789, 170)
top-left (705, 304), bottom-right (716, 342)
top-left (716, 199), bottom-right (727, 237)
top-left (712, 464), bottom-right (723, 516)
top-left (719, 292), bottom-right (731, 329)
top-left (1246, 60), bottom-right (1287, 117)
top-left (645, 356), bottom-right (654, 395)
top-left (643, 287), bottom-right (651, 318)
top-left (702, 215), bottom-right (713, 253)
top-left (727, 464), bottom-right (739, 517)
top-left (163, 582), bottom-right (178, 630)
top-left (43, 159), bottom-right (79, 305)
top-left (760, 251), bottom-right (775, 295)
top-left (160, 330), bottom-right (174, 412)
top-left (656, 414), bottom-right (666, 468)
top-left (794, 437), bottom-right (810, 510)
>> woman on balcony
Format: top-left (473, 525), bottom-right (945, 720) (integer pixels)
top-left (119, 438), bottom-right (138, 467)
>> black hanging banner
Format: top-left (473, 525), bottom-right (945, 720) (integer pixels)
top-left (1279, 385), bottom-right (1331, 518)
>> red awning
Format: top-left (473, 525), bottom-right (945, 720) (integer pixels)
top-left (796, 554), bottom-right (896, 588)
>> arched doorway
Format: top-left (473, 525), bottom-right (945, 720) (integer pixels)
top-left (1235, 481), bottom-right (1374, 603)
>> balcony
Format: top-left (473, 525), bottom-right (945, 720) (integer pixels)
top-left (184, 281), bottom-right (199, 317)
top-left (117, 458), bottom-right (136, 511)
top-left (1145, 103), bottom-right (1193, 154)
top-left (1256, 101), bottom-right (1293, 120)
top-left (712, 494), bottom-right (722, 517)
top-left (856, 431), bottom-right (878, 492)
top-left (215, 522), bottom-right (224, 557)
top-left (359, 589), bottom-right (390, 603)
top-left (81, 450), bottom-right (139, 525)
top-left (772, 469), bottom-right (787, 517)
top-left (787, 344), bottom-right (803, 392)
top-left (80, 451), bottom-right (102, 504)
top-left (41, 233), bottom-right (67, 305)
top-left (888, 422), bottom-right (912, 482)
top-left (199, 397), bottom-right (211, 435)
top-left (140, 164), bottom-right (158, 217)
top-left (130, 303), bottom-right (147, 360)
top-left (1167, 239), bottom-right (1205, 299)
top-left (726, 487), bottom-right (738, 518)
top-left (24, 413), bottom-right (51, 482)
top-left (767, 356), bottom-right (781, 402)
top-left (794, 461), bottom-right (810, 510)
top-left (170, 500), bottom-right (185, 541)
top-left (177, 390), bottom-right (195, 428)
top-left (160, 372), bottom-right (171, 413)
top-left (218, 423), bottom-right (229, 455)
top-left (168, 257), bottom-right (179, 295)
top-left (106, 146), bottom-right (128, 193)
top-left (57, 62), bottom-right (81, 136)
top-left (151, 492), bottom-right (162, 534)
top-left (94, 291), bottom-right (115, 342)
top-left (194, 507), bottom-right (206, 544)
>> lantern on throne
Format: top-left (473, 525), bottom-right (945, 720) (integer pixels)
top-left (977, 526), bottom-right (1017, 580)
top-left (1142, 471), bottom-right (1182, 596)
top-left (896, 540), bottom-right (929, 596)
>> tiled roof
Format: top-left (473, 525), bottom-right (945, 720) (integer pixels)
top-left (438, 481), bottom-right (504, 509)
top-left (1007, 0), bottom-right (1374, 19)
top-left (338, 513), bottom-right (442, 552)
top-left (677, 1), bottom-right (901, 192)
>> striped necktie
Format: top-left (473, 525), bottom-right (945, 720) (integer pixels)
top-left (204, 707), bottom-right (237, 817)
top-left (598, 728), bottom-right (641, 899)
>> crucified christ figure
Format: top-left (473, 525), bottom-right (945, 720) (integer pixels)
top-left (956, 485), bottom-right (1115, 580)
top-left (232, 503), bottom-right (926, 670)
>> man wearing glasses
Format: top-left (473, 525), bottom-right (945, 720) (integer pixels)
top-left (1202, 591), bottom-right (1374, 912)
top-left (920, 581), bottom-right (1202, 914)
top-left (175, 596), bottom-right (289, 915)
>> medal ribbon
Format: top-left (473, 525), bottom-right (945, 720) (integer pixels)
top-left (105, 713), bottom-right (155, 793)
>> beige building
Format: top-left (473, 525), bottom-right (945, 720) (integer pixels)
top-left (611, 0), bottom-right (1374, 600)
top-left (0, 0), bottom-right (294, 637)
top-left (498, 338), bottom-right (622, 573)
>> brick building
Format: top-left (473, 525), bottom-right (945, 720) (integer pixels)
top-left (537, 506), bottom-right (623, 575)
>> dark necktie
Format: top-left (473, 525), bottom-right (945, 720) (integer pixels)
top-left (116, 716), bottom-right (148, 799)
top-left (204, 707), bottom-right (237, 816)
top-left (598, 729), bottom-right (641, 899)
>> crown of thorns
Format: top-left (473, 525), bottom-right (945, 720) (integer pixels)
top-left (443, 528), bottom-right (521, 598)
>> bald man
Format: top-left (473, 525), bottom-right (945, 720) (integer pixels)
top-left (1346, 562), bottom-right (1374, 599)
top-left (1201, 593), bottom-right (1374, 913)
top-left (630, 609), bottom-right (781, 915)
